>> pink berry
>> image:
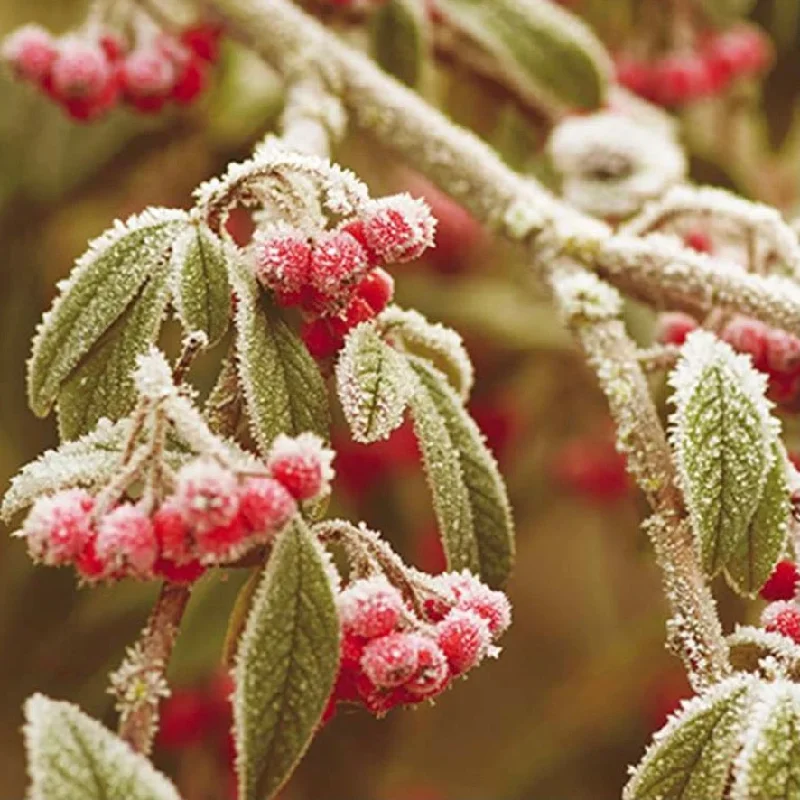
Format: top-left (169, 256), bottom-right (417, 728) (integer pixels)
top-left (21, 488), bottom-right (96, 566)
top-left (656, 312), bottom-right (698, 346)
top-left (338, 576), bottom-right (406, 638)
top-left (252, 227), bottom-right (312, 300)
top-left (95, 503), bottom-right (158, 578)
top-left (1, 24), bottom-right (57, 84)
top-left (172, 459), bottom-right (240, 532)
top-left (353, 268), bottom-right (395, 315)
top-left (404, 634), bottom-right (450, 698)
top-left (436, 608), bottom-right (491, 675)
top-left (120, 48), bottom-right (175, 113)
top-left (267, 433), bottom-right (335, 501)
top-left (308, 230), bottom-right (370, 306)
top-left (360, 633), bottom-right (421, 689)
top-left (765, 328), bottom-right (800, 375)
top-left (761, 560), bottom-right (800, 603)
top-left (51, 38), bottom-right (112, 100)
top-left (238, 477), bottom-right (296, 536)
top-left (721, 316), bottom-right (769, 370)
top-left (361, 194), bottom-right (437, 264)
top-left (437, 571), bottom-right (512, 637)
top-left (762, 600), bottom-right (800, 644)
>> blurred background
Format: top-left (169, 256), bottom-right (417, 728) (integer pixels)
top-left (2, 0), bottom-right (799, 797)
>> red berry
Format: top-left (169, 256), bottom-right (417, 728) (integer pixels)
top-left (404, 635), bottom-right (450, 698)
top-left (1, 24), bottom-right (57, 84)
top-left (762, 600), bottom-right (800, 644)
top-left (22, 488), bottom-right (96, 567)
top-left (301, 317), bottom-right (345, 360)
top-left (338, 576), bottom-right (406, 638)
top-left (267, 433), bottom-right (334, 501)
top-left (651, 53), bottom-right (712, 106)
top-left (75, 537), bottom-right (108, 582)
top-left (362, 194), bottom-right (436, 264)
top-left (656, 312), bottom-right (698, 347)
top-left (153, 556), bottom-right (206, 584)
top-left (99, 33), bottom-right (126, 63)
top-left (195, 513), bottom-right (249, 562)
top-left (438, 572), bottom-right (512, 637)
top-left (361, 633), bottom-right (421, 689)
top-left (720, 316), bottom-right (769, 370)
top-left (171, 57), bottom-right (207, 105)
top-left (95, 503), bottom-right (158, 579)
top-left (761, 560), bottom-right (800, 602)
top-left (436, 609), bottom-right (491, 675)
top-left (354, 268), bottom-right (394, 315)
top-left (172, 459), bottom-right (240, 532)
top-left (180, 23), bottom-right (223, 64)
top-left (765, 328), bottom-right (800, 375)
top-left (252, 227), bottom-right (312, 300)
top-left (121, 48), bottom-right (175, 114)
top-left (51, 39), bottom-right (112, 101)
top-left (237, 477), bottom-right (296, 537)
top-left (308, 231), bottom-right (370, 308)
top-left (153, 502), bottom-right (192, 564)
top-left (615, 56), bottom-right (654, 99)
top-left (684, 231), bottom-right (713, 254)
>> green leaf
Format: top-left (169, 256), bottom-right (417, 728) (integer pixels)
top-left (24, 694), bottom-right (181, 800)
top-left (335, 322), bottom-right (415, 443)
top-left (56, 261), bottom-right (174, 440)
top-left (731, 680), bottom-right (800, 800)
top-left (669, 331), bottom-right (777, 577)
top-left (409, 357), bottom-right (514, 587)
top-left (231, 262), bottom-right (330, 456)
top-left (725, 443), bottom-right (791, 597)
top-left (173, 221), bottom-right (232, 346)
top-left (371, 0), bottom-right (429, 88)
top-left (27, 209), bottom-right (188, 419)
top-left (436, 0), bottom-right (611, 111)
top-left (234, 520), bottom-right (340, 800)
top-left (624, 676), bottom-right (755, 800)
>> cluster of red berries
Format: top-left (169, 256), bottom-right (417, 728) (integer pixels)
top-left (324, 570), bottom-right (510, 720)
top-left (1, 21), bottom-right (221, 122)
top-left (19, 433), bottom-right (332, 584)
top-left (616, 26), bottom-right (770, 107)
top-left (758, 560), bottom-right (800, 644)
top-left (252, 193), bottom-right (436, 360)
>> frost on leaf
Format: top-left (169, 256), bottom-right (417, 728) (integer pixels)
top-left (335, 322), bottom-right (415, 443)
top-left (379, 307), bottom-right (474, 400)
top-left (231, 258), bottom-right (330, 456)
top-left (731, 680), bottom-right (800, 800)
top-left (24, 694), bottom-right (180, 800)
top-left (725, 443), bottom-right (791, 597)
top-left (669, 330), bottom-right (778, 577)
top-left (728, 625), bottom-right (800, 680)
top-left (171, 221), bottom-right (232, 346)
top-left (409, 357), bottom-right (515, 588)
top-left (234, 520), bottom-right (340, 800)
top-left (623, 675), bottom-right (755, 800)
top-left (27, 209), bottom-right (188, 421)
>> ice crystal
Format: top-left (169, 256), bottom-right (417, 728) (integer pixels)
top-left (108, 643), bottom-right (170, 724)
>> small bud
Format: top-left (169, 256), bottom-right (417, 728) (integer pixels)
top-left (1, 24), bottom-right (57, 84)
top-left (267, 433), bottom-right (335, 501)
top-left (404, 634), bottom-right (450, 698)
top-left (172, 459), bottom-right (240, 532)
top-left (238, 477), bottom-right (297, 537)
top-left (361, 194), bottom-right (436, 264)
top-left (338, 576), bottom-right (406, 638)
top-left (761, 560), bottom-right (800, 602)
top-left (761, 600), bottom-right (800, 644)
top-left (21, 488), bottom-right (95, 566)
top-left (436, 608), bottom-right (491, 675)
top-left (360, 633), bottom-right (420, 689)
top-left (95, 503), bottom-right (158, 579)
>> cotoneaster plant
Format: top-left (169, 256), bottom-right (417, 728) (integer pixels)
top-left (7, 0), bottom-right (800, 798)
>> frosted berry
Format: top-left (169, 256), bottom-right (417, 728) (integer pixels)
top-left (765, 328), bottom-right (800, 375)
top-left (121, 48), bottom-right (175, 113)
top-left (51, 39), bottom-right (112, 101)
top-left (95, 503), bottom-right (158, 578)
top-left (404, 635), bottom-right (450, 698)
top-left (354, 268), bottom-right (395, 315)
top-left (656, 312), bottom-right (698, 346)
top-left (1, 24), bottom-right (57, 84)
top-left (238, 477), bottom-right (296, 536)
top-left (172, 459), bottom-right (240, 532)
top-left (362, 194), bottom-right (436, 264)
top-left (338, 576), bottom-right (406, 638)
top-left (308, 230), bottom-right (370, 306)
top-left (360, 633), bottom-right (421, 689)
top-left (761, 560), bottom-right (800, 602)
top-left (267, 433), bottom-right (335, 501)
top-left (762, 600), bottom-right (800, 644)
top-left (436, 608), bottom-right (491, 675)
top-left (301, 317), bottom-right (345, 360)
top-left (721, 316), bottom-right (769, 369)
top-left (22, 488), bottom-right (95, 566)
top-left (252, 226), bottom-right (312, 301)
top-left (195, 513), bottom-right (248, 562)
top-left (439, 571), bottom-right (512, 637)
top-left (153, 501), bottom-right (192, 564)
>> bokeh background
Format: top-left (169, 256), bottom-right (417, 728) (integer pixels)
top-left (1, 0), bottom-right (798, 797)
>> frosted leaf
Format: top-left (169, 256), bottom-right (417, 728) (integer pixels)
top-left (234, 520), bottom-right (340, 800)
top-left (24, 693), bottom-right (180, 800)
top-left (731, 680), bottom-right (800, 799)
top-left (335, 322), bottom-right (415, 443)
top-left (669, 330), bottom-right (779, 577)
top-left (372, 0), bottom-right (428, 88)
top-left (728, 626), bottom-right (800, 678)
top-left (623, 675), bottom-right (756, 800)
top-left (551, 270), bottom-right (622, 321)
top-left (379, 306), bottom-right (474, 400)
top-left (27, 208), bottom-right (189, 420)
top-left (409, 356), bottom-right (515, 589)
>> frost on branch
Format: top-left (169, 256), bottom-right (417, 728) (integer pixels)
top-left (24, 694), bottom-right (180, 800)
top-left (623, 675), bottom-right (755, 800)
top-left (550, 270), bottom-right (622, 322)
top-left (668, 330), bottom-right (781, 578)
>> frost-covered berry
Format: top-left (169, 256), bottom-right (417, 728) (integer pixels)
top-left (51, 38), bottom-right (112, 100)
top-left (172, 459), bottom-right (240, 532)
top-left (360, 633), bottom-right (420, 689)
top-left (762, 601), bottom-right (800, 644)
top-left (338, 576), bottom-right (406, 638)
top-left (404, 634), bottom-right (450, 698)
top-left (153, 501), bottom-right (192, 564)
top-left (308, 230), bottom-right (370, 305)
top-left (765, 329), bottom-right (800, 375)
top-left (761, 560), bottom-right (800, 602)
top-left (353, 268), bottom-right (395, 315)
top-left (438, 571), bottom-right (512, 637)
top-left (120, 48), bottom-right (175, 113)
top-left (252, 226), bottom-right (312, 301)
top-left (267, 433), bottom-right (335, 501)
top-left (721, 316), bottom-right (769, 369)
top-left (361, 194), bottom-right (436, 264)
top-left (195, 513), bottom-right (248, 562)
top-left (656, 312), bottom-right (698, 347)
top-left (436, 608), bottom-right (491, 675)
top-left (96, 503), bottom-right (158, 578)
top-left (1, 24), bottom-right (57, 84)
top-left (21, 488), bottom-right (95, 566)
top-left (238, 477), bottom-right (296, 536)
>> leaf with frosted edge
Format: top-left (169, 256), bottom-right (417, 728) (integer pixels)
top-left (728, 626), bottom-right (800, 677)
top-left (669, 331), bottom-right (778, 577)
top-left (731, 680), bottom-right (800, 800)
top-left (623, 675), bottom-right (755, 800)
top-left (371, 0), bottom-right (428, 88)
top-left (24, 693), bottom-right (180, 800)
top-left (435, 0), bottom-right (611, 112)
top-left (230, 259), bottom-right (330, 455)
top-left (172, 221), bottom-right (232, 346)
top-left (379, 307), bottom-right (474, 400)
top-left (409, 356), bottom-right (514, 588)
top-left (27, 209), bottom-right (189, 419)
top-left (234, 519), bottom-right (340, 800)
top-left (725, 442), bottom-right (791, 597)
top-left (408, 361), bottom-right (479, 575)
top-left (335, 322), bottom-right (415, 443)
